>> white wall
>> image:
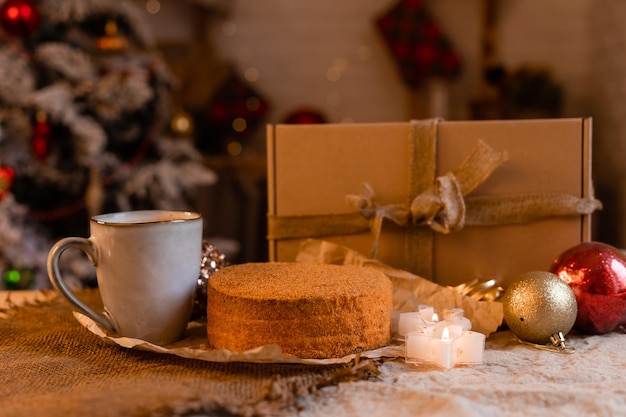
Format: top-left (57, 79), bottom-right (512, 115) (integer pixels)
top-left (496, 0), bottom-right (592, 117)
top-left (211, 0), bottom-right (409, 124)
top-left (206, 0), bottom-right (592, 123)
top-left (136, 0), bottom-right (594, 122)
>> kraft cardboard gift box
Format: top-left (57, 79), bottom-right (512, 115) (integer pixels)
top-left (266, 118), bottom-right (600, 287)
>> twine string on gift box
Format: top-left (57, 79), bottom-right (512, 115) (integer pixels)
top-left (267, 119), bottom-right (602, 277)
top-left (346, 134), bottom-right (512, 260)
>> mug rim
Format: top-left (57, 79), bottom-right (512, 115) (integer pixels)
top-left (91, 210), bottom-right (202, 226)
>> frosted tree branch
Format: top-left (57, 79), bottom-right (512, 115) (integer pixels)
top-left (0, 47), bottom-right (35, 105)
top-left (35, 43), bottom-right (97, 84)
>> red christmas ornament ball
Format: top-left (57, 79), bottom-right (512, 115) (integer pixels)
top-left (0, 0), bottom-right (40, 37)
top-left (550, 241), bottom-right (626, 334)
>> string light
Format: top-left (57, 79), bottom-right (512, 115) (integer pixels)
top-left (246, 97), bottom-right (260, 111)
top-left (232, 117), bottom-right (247, 133)
top-left (227, 141), bottom-right (242, 156)
top-left (145, 0), bottom-right (160, 14)
top-left (244, 67), bottom-right (259, 82)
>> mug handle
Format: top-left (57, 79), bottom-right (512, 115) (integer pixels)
top-left (47, 237), bottom-right (116, 332)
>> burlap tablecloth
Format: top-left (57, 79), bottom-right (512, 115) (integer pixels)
top-left (4, 289), bottom-right (625, 417)
top-left (0, 290), bottom-right (378, 417)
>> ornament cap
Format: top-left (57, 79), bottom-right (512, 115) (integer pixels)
top-left (517, 331), bottom-right (576, 354)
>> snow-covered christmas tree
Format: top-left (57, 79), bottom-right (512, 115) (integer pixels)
top-left (0, 0), bottom-right (216, 290)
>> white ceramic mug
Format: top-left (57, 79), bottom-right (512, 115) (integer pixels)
top-left (47, 210), bottom-right (203, 345)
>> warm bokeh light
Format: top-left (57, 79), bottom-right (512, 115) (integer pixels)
top-left (145, 0), bottom-right (160, 14)
top-left (246, 97), bottom-right (260, 111)
top-left (244, 67), bottom-right (259, 82)
top-left (232, 117), bottom-right (247, 132)
top-left (227, 140), bottom-right (242, 156)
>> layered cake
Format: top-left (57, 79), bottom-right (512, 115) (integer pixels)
top-left (206, 262), bottom-right (393, 359)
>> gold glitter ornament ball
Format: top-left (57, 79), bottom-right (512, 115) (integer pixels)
top-left (502, 271), bottom-right (577, 344)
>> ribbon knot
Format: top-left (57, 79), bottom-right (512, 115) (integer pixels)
top-left (410, 172), bottom-right (465, 233)
top-left (347, 139), bottom-right (508, 257)
top-left (347, 172), bottom-right (467, 240)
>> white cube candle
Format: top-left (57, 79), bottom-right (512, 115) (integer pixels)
top-left (443, 308), bottom-right (472, 331)
top-left (405, 324), bottom-right (486, 370)
top-left (398, 304), bottom-right (438, 338)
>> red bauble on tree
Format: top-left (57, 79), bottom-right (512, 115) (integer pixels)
top-left (0, 0), bottom-right (40, 38)
top-left (550, 241), bottom-right (626, 334)
top-left (282, 107), bottom-right (327, 124)
top-left (0, 165), bottom-right (14, 200)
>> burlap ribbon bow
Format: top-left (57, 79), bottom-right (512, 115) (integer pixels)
top-left (346, 138), bottom-right (508, 236)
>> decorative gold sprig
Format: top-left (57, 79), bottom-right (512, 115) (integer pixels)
top-left (447, 278), bottom-right (505, 302)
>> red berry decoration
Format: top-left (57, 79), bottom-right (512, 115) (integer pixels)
top-left (32, 111), bottom-right (51, 160)
top-left (0, 165), bottom-right (15, 200)
top-left (550, 241), bottom-right (626, 334)
top-left (0, 0), bottom-right (40, 38)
